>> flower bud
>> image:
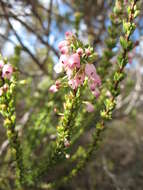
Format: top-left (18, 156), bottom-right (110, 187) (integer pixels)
top-left (4, 118), bottom-right (11, 127)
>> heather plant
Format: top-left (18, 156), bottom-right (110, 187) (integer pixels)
top-left (0, 0), bottom-right (141, 190)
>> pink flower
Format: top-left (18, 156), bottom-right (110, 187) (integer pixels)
top-left (55, 80), bottom-right (61, 87)
top-left (0, 60), bottom-right (4, 69)
top-left (54, 62), bottom-right (63, 73)
top-left (3, 84), bottom-right (9, 92)
top-left (90, 74), bottom-right (101, 87)
top-left (85, 102), bottom-right (94, 112)
top-left (68, 72), bottom-right (85, 89)
top-left (88, 80), bottom-right (97, 91)
top-left (85, 63), bottom-right (101, 88)
top-left (2, 64), bottom-right (13, 79)
top-left (76, 48), bottom-right (83, 56)
top-left (88, 78), bottom-right (101, 97)
top-left (75, 72), bottom-right (85, 86)
top-left (68, 53), bottom-right (80, 69)
top-left (94, 75), bottom-right (101, 86)
top-left (64, 139), bottom-right (70, 147)
top-left (85, 63), bottom-right (97, 79)
top-left (59, 55), bottom-right (69, 67)
top-left (60, 46), bottom-right (69, 54)
top-left (49, 82), bottom-right (60, 93)
top-left (85, 48), bottom-right (91, 56)
top-left (65, 67), bottom-right (73, 78)
top-left (65, 31), bottom-right (73, 38)
top-left (58, 40), bottom-right (69, 50)
top-left (92, 89), bottom-right (100, 98)
top-left (68, 78), bottom-right (78, 89)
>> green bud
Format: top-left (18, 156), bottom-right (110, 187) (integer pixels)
top-left (120, 36), bottom-right (127, 49)
top-left (104, 99), bottom-right (116, 111)
top-left (123, 20), bottom-right (130, 33)
top-left (113, 0), bottom-right (122, 14)
top-left (120, 36), bottom-right (133, 50)
top-left (19, 80), bottom-right (27, 85)
top-left (88, 53), bottom-right (98, 63)
top-left (71, 169), bottom-right (76, 176)
top-left (9, 99), bottom-right (14, 108)
top-left (74, 12), bottom-right (83, 21)
top-left (7, 130), bottom-right (12, 138)
top-left (0, 104), bottom-right (7, 111)
top-left (4, 118), bottom-right (11, 127)
top-left (134, 10), bottom-right (140, 18)
top-left (10, 83), bottom-right (16, 93)
top-left (105, 38), bottom-right (116, 49)
top-left (11, 147), bottom-right (16, 156)
top-left (114, 72), bottom-right (125, 82)
top-left (100, 110), bottom-right (106, 119)
top-left (127, 6), bottom-right (131, 16)
top-left (11, 115), bottom-right (16, 124)
top-left (117, 53), bottom-right (128, 68)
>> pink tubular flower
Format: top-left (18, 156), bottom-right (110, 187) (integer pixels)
top-left (59, 54), bottom-right (69, 67)
top-left (88, 80), bottom-right (97, 91)
top-left (55, 80), bottom-right (61, 87)
top-left (75, 72), bottom-right (85, 86)
top-left (60, 46), bottom-right (69, 54)
top-left (65, 67), bottom-right (73, 78)
top-left (64, 139), bottom-right (70, 147)
top-left (94, 74), bottom-right (101, 86)
top-left (85, 102), bottom-right (94, 112)
top-left (85, 63), bottom-right (101, 85)
top-left (92, 89), bottom-right (100, 98)
top-left (76, 48), bottom-right (83, 56)
top-left (85, 48), bottom-right (91, 56)
top-left (65, 31), bottom-right (73, 38)
top-left (54, 62), bottom-right (63, 73)
top-left (68, 72), bottom-right (85, 89)
top-left (3, 84), bottom-right (9, 92)
top-left (68, 53), bottom-right (80, 69)
top-left (85, 63), bottom-right (101, 96)
top-left (49, 85), bottom-right (59, 93)
top-left (88, 79), bottom-right (100, 98)
top-left (0, 60), bottom-right (4, 69)
top-left (85, 63), bottom-right (97, 79)
top-left (68, 78), bottom-right (78, 89)
top-left (58, 40), bottom-right (69, 50)
top-left (2, 64), bottom-right (13, 79)
top-left (49, 81), bottom-right (60, 93)
top-left (89, 73), bottom-right (101, 87)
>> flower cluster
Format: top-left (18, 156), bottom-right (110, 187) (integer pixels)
top-left (0, 59), bottom-right (13, 96)
top-left (51, 32), bottom-right (101, 97)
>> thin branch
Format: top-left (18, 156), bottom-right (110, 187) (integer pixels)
top-left (1, 1), bottom-right (48, 75)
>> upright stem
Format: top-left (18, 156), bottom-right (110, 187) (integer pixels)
top-left (42, 1), bottom-right (140, 188)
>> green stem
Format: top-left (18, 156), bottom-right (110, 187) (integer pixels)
top-left (27, 88), bottom-right (81, 186)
